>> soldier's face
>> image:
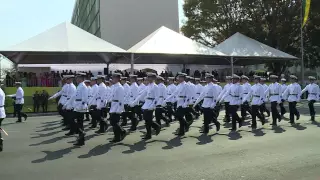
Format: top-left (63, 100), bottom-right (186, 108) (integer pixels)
top-left (90, 81), bottom-right (96, 86)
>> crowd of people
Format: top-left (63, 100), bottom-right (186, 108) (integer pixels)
top-left (38, 72), bottom-right (319, 146)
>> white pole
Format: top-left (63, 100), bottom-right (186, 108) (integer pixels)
top-left (130, 53), bottom-right (134, 74)
top-left (231, 57), bottom-right (234, 75)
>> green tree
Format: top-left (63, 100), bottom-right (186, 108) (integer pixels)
top-left (181, 0), bottom-right (320, 74)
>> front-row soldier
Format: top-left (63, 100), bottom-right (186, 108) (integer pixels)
top-left (301, 76), bottom-right (320, 121)
top-left (193, 74), bottom-right (220, 134)
top-left (282, 75), bottom-right (301, 124)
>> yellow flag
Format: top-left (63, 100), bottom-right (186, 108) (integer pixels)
top-left (303, 0), bottom-right (311, 27)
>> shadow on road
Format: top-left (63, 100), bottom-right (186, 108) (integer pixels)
top-left (251, 128), bottom-right (266, 137)
top-left (78, 143), bottom-right (113, 159)
top-left (189, 133), bottom-right (215, 145)
top-left (31, 130), bottom-right (63, 139)
top-left (272, 126), bottom-right (286, 133)
top-left (291, 123), bottom-right (307, 131)
top-left (32, 146), bottom-right (79, 163)
top-left (311, 121), bottom-right (320, 127)
top-left (35, 126), bottom-right (61, 132)
top-left (29, 136), bottom-right (66, 146)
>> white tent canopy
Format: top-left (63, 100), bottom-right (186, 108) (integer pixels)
top-left (0, 22), bottom-right (127, 64)
top-left (213, 32), bottom-right (298, 59)
top-left (128, 26), bottom-right (225, 56)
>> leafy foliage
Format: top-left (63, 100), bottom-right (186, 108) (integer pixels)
top-left (181, 0), bottom-right (320, 73)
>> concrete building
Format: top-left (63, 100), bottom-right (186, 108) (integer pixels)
top-left (71, 0), bottom-right (179, 50)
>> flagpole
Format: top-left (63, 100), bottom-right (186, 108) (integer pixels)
top-left (301, 0), bottom-right (305, 85)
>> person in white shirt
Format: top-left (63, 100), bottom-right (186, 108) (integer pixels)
top-left (108, 73), bottom-right (127, 143)
top-left (301, 76), bottom-right (320, 121)
top-left (265, 75), bottom-right (282, 126)
top-left (282, 75), bottom-right (302, 124)
top-left (240, 75), bottom-right (252, 120)
top-left (166, 73), bottom-right (192, 136)
top-left (219, 75), bottom-right (243, 131)
top-left (194, 78), bottom-right (203, 115)
top-left (279, 78), bottom-right (288, 116)
top-left (217, 76), bottom-right (232, 122)
top-left (120, 77), bottom-right (130, 126)
top-left (186, 76), bottom-right (199, 120)
top-left (84, 80), bottom-right (91, 122)
top-left (132, 73), bottom-right (161, 140)
top-left (165, 77), bottom-right (176, 122)
top-left (94, 75), bottom-right (108, 133)
top-left (8, 82), bottom-right (27, 123)
top-left (87, 77), bottom-right (98, 128)
top-left (259, 78), bottom-right (271, 117)
top-left (155, 76), bottom-right (169, 127)
top-left (127, 74), bottom-right (140, 131)
top-left (136, 77), bottom-right (146, 121)
top-left (0, 84), bottom-right (6, 152)
top-left (212, 79), bottom-right (222, 120)
top-left (64, 73), bottom-right (89, 146)
top-left (243, 76), bottom-right (266, 129)
top-left (194, 74), bottom-right (221, 134)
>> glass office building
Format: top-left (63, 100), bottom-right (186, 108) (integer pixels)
top-left (71, 0), bottom-right (101, 37)
top-left (71, 0), bottom-right (179, 49)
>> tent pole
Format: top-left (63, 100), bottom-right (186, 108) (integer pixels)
top-left (130, 53), bottom-right (134, 74)
top-left (231, 57), bottom-right (234, 75)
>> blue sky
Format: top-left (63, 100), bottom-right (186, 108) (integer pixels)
top-left (0, 0), bottom-right (185, 49)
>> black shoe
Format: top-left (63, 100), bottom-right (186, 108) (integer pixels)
top-left (239, 120), bottom-right (243, 128)
top-left (229, 128), bottom-right (236, 131)
top-left (165, 122), bottom-right (170, 127)
top-left (24, 116), bottom-right (28, 121)
top-left (120, 130), bottom-right (127, 141)
top-left (261, 119), bottom-right (266, 125)
top-left (0, 138), bottom-right (3, 152)
top-left (109, 138), bottom-right (121, 143)
top-left (73, 138), bottom-right (85, 146)
top-left (216, 122), bottom-right (221, 132)
top-left (65, 132), bottom-right (74, 136)
top-left (251, 126), bottom-right (257, 130)
top-left (130, 126), bottom-right (137, 131)
top-left (278, 116), bottom-right (282, 122)
top-left (90, 125), bottom-right (97, 129)
top-left (142, 135), bottom-right (151, 140)
top-left (296, 114), bottom-right (300, 120)
top-left (95, 129), bottom-right (105, 134)
top-left (175, 132), bottom-right (185, 136)
top-left (155, 126), bottom-right (161, 136)
top-left (199, 130), bottom-right (209, 134)
top-left (290, 121), bottom-right (295, 125)
top-left (311, 116), bottom-right (315, 121)
top-left (120, 122), bottom-right (127, 126)
top-left (270, 123), bottom-right (277, 126)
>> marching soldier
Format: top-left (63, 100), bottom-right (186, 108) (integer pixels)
top-left (212, 78), bottom-right (222, 119)
top-left (219, 75), bottom-right (243, 131)
top-left (136, 77), bottom-right (146, 121)
top-left (8, 82), bottom-right (27, 123)
top-left (186, 76), bottom-right (199, 119)
top-left (240, 75), bottom-right (252, 120)
top-left (60, 75), bottom-right (76, 133)
top-left (121, 77), bottom-right (130, 126)
top-left (260, 78), bottom-right (271, 117)
top-left (265, 75), bottom-right (282, 126)
top-left (155, 76), bottom-right (169, 127)
top-left (165, 73), bottom-right (191, 136)
top-left (166, 77), bottom-right (177, 122)
top-left (194, 74), bottom-right (220, 134)
top-left (279, 78), bottom-right (287, 117)
top-left (84, 80), bottom-right (91, 122)
top-left (49, 76), bottom-right (69, 125)
top-left (88, 77), bottom-right (98, 128)
top-left (0, 84), bottom-right (6, 152)
top-left (128, 74), bottom-right (139, 131)
top-left (301, 76), bottom-right (320, 121)
top-left (108, 73), bottom-right (127, 142)
top-left (217, 76), bottom-right (232, 122)
top-left (194, 78), bottom-right (204, 115)
top-left (243, 76), bottom-right (265, 129)
top-left (132, 73), bottom-right (161, 140)
top-left (64, 73), bottom-right (89, 146)
top-left (282, 75), bottom-right (302, 124)
top-left (95, 75), bottom-right (108, 133)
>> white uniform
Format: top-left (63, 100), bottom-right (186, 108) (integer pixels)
top-left (109, 82), bottom-right (125, 113)
top-left (166, 81), bottom-right (191, 108)
top-left (241, 82), bottom-right (251, 102)
top-left (134, 82), bottom-right (158, 110)
top-left (261, 84), bottom-right (268, 102)
top-left (280, 84), bottom-right (287, 100)
top-left (194, 83), bottom-right (204, 102)
top-left (129, 82), bottom-right (139, 107)
top-left (220, 83), bottom-right (243, 105)
top-left (64, 83), bottom-right (77, 109)
top-left (301, 83), bottom-right (320, 101)
top-left (282, 83), bottom-right (302, 102)
top-left (88, 84), bottom-right (99, 106)
top-left (0, 88), bottom-right (6, 118)
top-left (187, 81), bottom-right (196, 105)
top-left (96, 82), bottom-right (107, 110)
top-left (156, 83), bottom-right (167, 107)
top-left (14, 87), bottom-right (25, 105)
top-left (122, 83), bottom-right (130, 105)
top-left (166, 84), bottom-right (177, 103)
top-left (65, 82), bottom-right (89, 113)
top-left (49, 83), bottom-right (68, 105)
top-left (217, 83), bottom-right (232, 102)
top-left (194, 82), bottom-right (219, 108)
top-left (265, 82), bottom-right (282, 103)
top-left (244, 83), bottom-right (265, 105)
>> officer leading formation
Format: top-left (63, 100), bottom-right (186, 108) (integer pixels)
top-left (3, 73), bottom-right (316, 148)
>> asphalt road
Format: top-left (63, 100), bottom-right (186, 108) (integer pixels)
top-left (1, 103), bottom-right (320, 180)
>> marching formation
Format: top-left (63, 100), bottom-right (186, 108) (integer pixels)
top-left (45, 72), bottom-right (320, 146)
